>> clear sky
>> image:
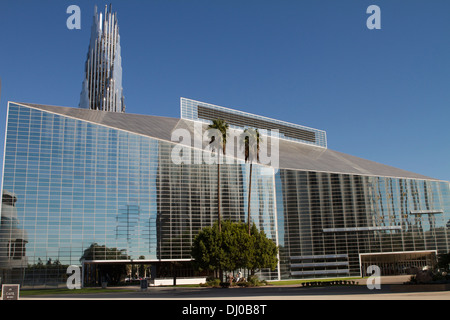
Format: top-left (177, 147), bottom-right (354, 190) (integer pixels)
top-left (1, 0), bottom-right (449, 181)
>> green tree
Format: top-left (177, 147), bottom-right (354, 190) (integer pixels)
top-left (208, 119), bottom-right (229, 233)
top-left (191, 221), bottom-right (224, 278)
top-left (191, 221), bottom-right (277, 280)
top-left (437, 252), bottom-right (450, 271)
top-left (248, 223), bottom-right (278, 275)
top-left (220, 220), bottom-right (252, 272)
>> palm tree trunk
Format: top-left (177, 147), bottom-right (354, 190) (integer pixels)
top-left (247, 161), bottom-right (253, 235)
top-left (218, 155), bottom-right (221, 233)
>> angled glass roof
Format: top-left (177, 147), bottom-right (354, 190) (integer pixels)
top-left (10, 101), bottom-right (439, 181)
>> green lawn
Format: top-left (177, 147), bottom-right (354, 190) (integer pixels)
top-left (18, 287), bottom-right (137, 296)
top-left (13, 277), bottom-right (364, 296)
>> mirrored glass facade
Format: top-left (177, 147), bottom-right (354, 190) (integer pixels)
top-left (276, 170), bottom-right (450, 278)
top-left (0, 103), bottom-right (278, 287)
top-left (1, 102), bottom-right (449, 288)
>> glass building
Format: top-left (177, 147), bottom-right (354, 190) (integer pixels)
top-left (1, 100), bottom-right (449, 288)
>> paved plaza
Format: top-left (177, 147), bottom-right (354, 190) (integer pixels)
top-left (20, 276), bottom-right (450, 300)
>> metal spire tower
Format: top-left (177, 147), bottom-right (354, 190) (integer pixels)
top-left (79, 5), bottom-right (125, 113)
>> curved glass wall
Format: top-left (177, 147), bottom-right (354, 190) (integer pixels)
top-left (1, 103), bottom-right (449, 287)
top-left (0, 103), bottom-right (278, 287)
top-left (276, 170), bottom-right (450, 279)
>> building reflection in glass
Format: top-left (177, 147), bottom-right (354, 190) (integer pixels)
top-left (0, 191), bottom-right (28, 284)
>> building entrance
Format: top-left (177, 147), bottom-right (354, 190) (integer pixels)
top-left (360, 251), bottom-right (437, 276)
top-left (81, 260), bottom-right (200, 287)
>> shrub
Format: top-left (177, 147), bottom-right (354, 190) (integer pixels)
top-left (200, 277), bottom-right (221, 288)
top-left (247, 275), bottom-right (267, 287)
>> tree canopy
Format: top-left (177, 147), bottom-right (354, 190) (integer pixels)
top-left (80, 243), bottom-right (130, 285)
top-left (191, 220), bottom-right (278, 277)
top-left (80, 243), bottom-right (130, 261)
top-left (437, 252), bottom-right (450, 271)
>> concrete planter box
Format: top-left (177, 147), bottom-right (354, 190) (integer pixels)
top-left (390, 283), bottom-right (450, 293)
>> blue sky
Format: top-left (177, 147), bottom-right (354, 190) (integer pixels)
top-left (1, 0), bottom-right (450, 181)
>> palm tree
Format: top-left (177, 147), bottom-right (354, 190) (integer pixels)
top-left (208, 119), bottom-right (229, 232)
top-left (240, 128), bottom-right (261, 235)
